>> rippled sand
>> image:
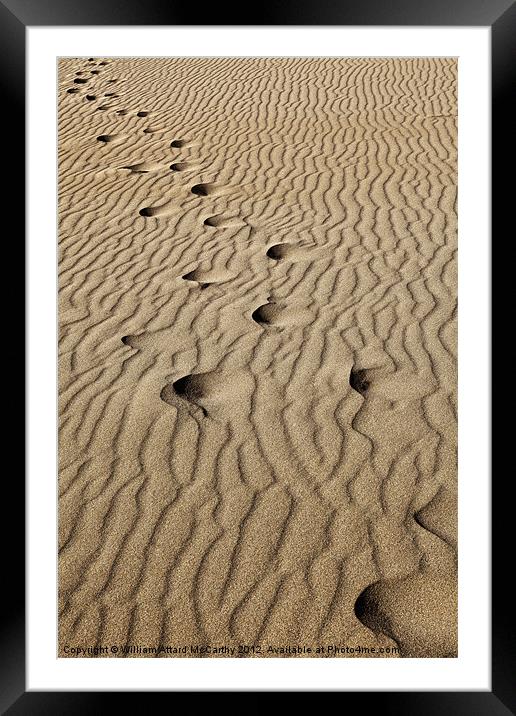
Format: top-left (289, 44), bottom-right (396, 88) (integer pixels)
top-left (59, 57), bottom-right (457, 658)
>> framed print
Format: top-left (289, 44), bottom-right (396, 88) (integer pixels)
top-left (9, 0), bottom-right (512, 709)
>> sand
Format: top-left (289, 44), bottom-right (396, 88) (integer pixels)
top-left (58, 57), bottom-right (457, 658)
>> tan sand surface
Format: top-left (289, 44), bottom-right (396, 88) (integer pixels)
top-left (58, 57), bottom-right (457, 658)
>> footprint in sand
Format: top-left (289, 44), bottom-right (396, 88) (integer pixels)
top-left (203, 214), bottom-right (246, 229)
top-left (266, 243), bottom-right (294, 260)
top-left (138, 202), bottom-right (176, 217)
top-left (191, 183), bottom-right (216, 197)
top-left (251, 302), bottom-right (284, 327)
top-left (85, 95), bottom-right (96, 101)
top-left (73, 78), bottom-right (88, 85)
top-left (251, 300), bottom-right (312, 328)
top-left (354, 571), bottom-right (457, 657)
top-left (170, 139), bottom-right (198, 149)
top-left (182, 268), bottom-right (235, 288)
top-left (190, 182), bottom-right (233, 198)
top-left (121, 335), bottom-right (145, 350)
top-left (160, 369), bottom-right (253, 417)
top-left (137, 111), bottom-right (149, 117)
top-left (170, 162), bottom-right (198, 172)
top-left (349, 367), bottom-right (370, 397)
top-left (67, 88), bottom-right (80, 94)
top-left (97, 133), bottom-right (126, 144)
top-left (415, 487), bottom-right (457, 550)
top-left (123, 161), bottom-right (164, 174)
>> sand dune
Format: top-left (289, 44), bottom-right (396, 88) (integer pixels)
top-left (58, 57), bottom-right (457, 658)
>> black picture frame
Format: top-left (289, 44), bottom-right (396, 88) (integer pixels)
top-left (8, 0), bottom-right (512, 710)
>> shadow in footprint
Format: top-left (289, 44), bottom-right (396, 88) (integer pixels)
top-left (67, 88), bottom-right (79, 94)
top-left (251, 302), bottom-right (282, 326)
top-left (121, 335), bottom-right (145, 350)
top-left (266, 243), bottom-right (292, 260)
top-left (170, 162), bottom-right (195, 172)
top-left (85, 95), bottom-right (96, 101)
top-left (161, 368), bottom-right (253, 418)
top-left (73, 78), bottom-right (88, 84)
top-left (161, 376), bottom-right (208, 417)
top-left (97, 134), bottom-right (123, 143)
top-left (204, 214), bottom-right (246, 229)
top-left (191, 183), bottom-right (219, 197)
top-left (123, 161), bottom-right (163, 174)
top-left (139, 207), bottom-right (158, 217)
top-left (349, 368), bottom-right (370, 396)
top-left (182, 268), bottom-right (235, 288)
top-left (251, 300), bottom-right (313, 329)
top-left (137, 111), bottom-right (149, 117)
top-left (138, 202), bottom-right (174, 217)
top-left (354, 572), bottom-right (457, 657)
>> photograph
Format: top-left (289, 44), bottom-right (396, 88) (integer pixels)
top-left (58, 55), bottom-right (458, 659)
